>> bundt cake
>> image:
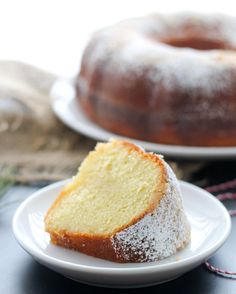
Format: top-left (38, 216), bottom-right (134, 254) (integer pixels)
top-left (45, 140), bottom-right (190, 263)
top-left (76, 13), bottom-right (236, 147)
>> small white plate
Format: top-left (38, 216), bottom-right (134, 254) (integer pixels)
top-left (51, 80), bottom-right (236, 159)
top-left (12, 180), bottom-right (231, 288)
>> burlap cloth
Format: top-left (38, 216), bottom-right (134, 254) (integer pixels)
top-left (0, 60), bottom-right (206, 186)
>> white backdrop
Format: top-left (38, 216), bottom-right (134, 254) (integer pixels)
top-left (0, 0), bottom-right (236, 77)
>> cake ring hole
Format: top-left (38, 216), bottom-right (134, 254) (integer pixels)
top-left (162, 38), bottom-right (228, 50)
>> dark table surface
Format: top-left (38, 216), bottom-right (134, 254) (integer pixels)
top-left (1, 161), bottom-right (236, 294)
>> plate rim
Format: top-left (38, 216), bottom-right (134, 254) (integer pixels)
top-left (12, 179), bottom-right (231, 275)
top-left (50, 79), bottom-right (236, 159)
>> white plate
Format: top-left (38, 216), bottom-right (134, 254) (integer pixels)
top-left (51, 80), bottom-right (236, 159)
top-left (12, 180), bottom-right (231, 288)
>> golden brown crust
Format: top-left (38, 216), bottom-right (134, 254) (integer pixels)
top-left (49, 230), bottom-right (122, 262)
top-left (78, 90), bottom-right (236, 147)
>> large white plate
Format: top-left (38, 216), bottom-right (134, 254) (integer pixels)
top-left (12, 180), bottom-right (231, 288)
top-left (51, 80), bottom-right (236, 159)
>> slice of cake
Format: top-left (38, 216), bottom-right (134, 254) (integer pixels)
top-left (45, 140), bottom-right (190, 262)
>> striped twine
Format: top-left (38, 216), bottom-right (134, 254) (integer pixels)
top-left (205, 178), bottom-right (236, 193)
top-left (204, 182), bottom-right (236, 278)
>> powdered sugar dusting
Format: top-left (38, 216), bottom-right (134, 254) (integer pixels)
top-left (84, 12), bottom-right (236, 72)
top-left (81, 13), bottom-right (236, 123)
top-left (111, 160), bottom-right (190, 262)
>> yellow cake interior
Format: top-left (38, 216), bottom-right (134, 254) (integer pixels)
top-left (45, 140), bottom-right (165, 236)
